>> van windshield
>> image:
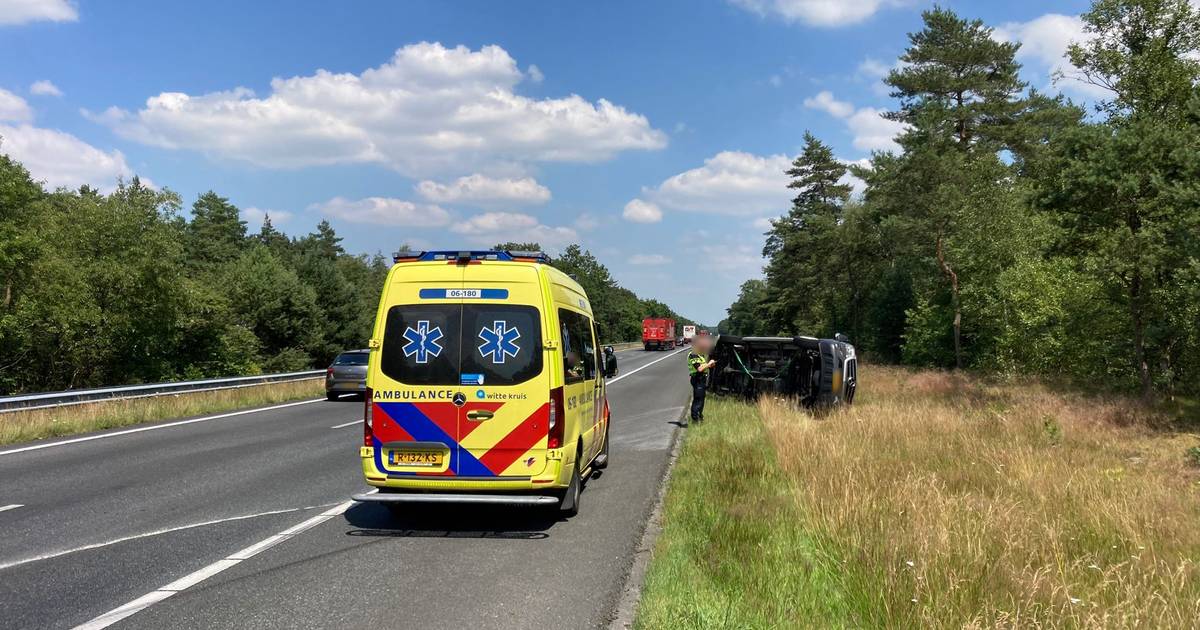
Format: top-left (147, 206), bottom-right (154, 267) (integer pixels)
top-left (380, 304), bottom-right (542, 386)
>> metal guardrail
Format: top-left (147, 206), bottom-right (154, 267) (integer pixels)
top-left (0, 340), bottom-right (659, 414)
top-left (0, 370), bottom-right (325, 414)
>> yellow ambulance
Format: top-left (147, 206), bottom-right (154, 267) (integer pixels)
top-left (353, 250), bottom-right (616, 516)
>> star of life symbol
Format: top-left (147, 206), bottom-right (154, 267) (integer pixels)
top-left (402, 320), bottom-right (443, 363)
top-left (478, 320), bottom-right (521, 364)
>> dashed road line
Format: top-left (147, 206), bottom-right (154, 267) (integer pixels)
top-left (0, 504), bottom-right (337, 571)
top-left (0, 504), bottom-right (23, 513)
top-left (329, 420), bottom-right (360, 429)
top-left (71, 496), bottom-right (367, 630)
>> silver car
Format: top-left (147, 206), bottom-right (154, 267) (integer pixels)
top-left (325, 349), bottom-right (369, 400)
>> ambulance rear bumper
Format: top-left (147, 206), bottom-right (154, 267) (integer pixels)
top-left (353, 492), bottom-right (559, 505)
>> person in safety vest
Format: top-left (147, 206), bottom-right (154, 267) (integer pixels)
top-left (686, 335), bottom-right (716, 424)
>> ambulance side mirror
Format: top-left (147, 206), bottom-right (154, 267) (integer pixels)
top-left (603, 346), bottom-right (618, 378)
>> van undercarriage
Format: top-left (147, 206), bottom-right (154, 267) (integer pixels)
top-left (707, 335), bottom-right (857, 407)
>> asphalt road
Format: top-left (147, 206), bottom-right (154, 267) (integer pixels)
top-left (0, 347), bottom-right (690, 630)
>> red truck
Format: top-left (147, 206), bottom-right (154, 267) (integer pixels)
top-left (642, 318), bottom-right (676, 351)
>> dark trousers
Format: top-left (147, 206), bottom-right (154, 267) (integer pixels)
top-left (690, 373), bottom-right (707, 421)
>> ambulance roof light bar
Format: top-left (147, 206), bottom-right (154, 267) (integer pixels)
top-left (392, 250), bottom-right (551, 264)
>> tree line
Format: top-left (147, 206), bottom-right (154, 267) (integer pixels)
top-left (721, 0), bottom-right (1200, 399)
top-left (494, 241), bottom-right (700, 343)
top-left (0, 158), bottom-right (695, 394)
top-left (0, 161), bottom-right (390, 394)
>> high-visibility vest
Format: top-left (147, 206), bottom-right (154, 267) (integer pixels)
top-left (687, 352), bottom-right (706, 376)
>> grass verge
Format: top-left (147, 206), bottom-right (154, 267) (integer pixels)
top-left (634, 397), bottom-right (852, 629)
top-left (636, 366), bottom-right (1200, 629)
top-left (0, 379), bottom-right (325, 446)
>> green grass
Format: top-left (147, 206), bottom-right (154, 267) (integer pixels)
top-left (634, 397), bottom-right (853, 629)
top-left (0, 379), bottom-right (325, 446)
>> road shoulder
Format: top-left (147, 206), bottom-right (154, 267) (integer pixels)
top-left (607, 404), bottom-right (687, 629)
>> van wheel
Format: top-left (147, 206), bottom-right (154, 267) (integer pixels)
top-left (559, 455), bottom-right (582, 516)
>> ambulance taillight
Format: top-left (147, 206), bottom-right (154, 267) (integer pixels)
top-left (363, 388), bottom-right (374, 447)
top-left (548, 386), bottom-right (565, 449)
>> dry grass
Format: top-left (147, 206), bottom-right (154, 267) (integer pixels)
top-left (0, 379), bottom-right (325, 446)
top-left (763, 365), bottom-right (1200, 628)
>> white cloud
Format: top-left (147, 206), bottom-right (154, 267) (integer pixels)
top-left (804, 90), bottom-right (907, 153)
top-left (803, 90), bottom-right (854, 118)
top-left (0, 88), bottom-right (32, 122)
top-left (241, 206), bottom-right (294, 229)
top-left (415, 173), bottom-right (550, 205)
top-left (768, 74), bottom-right (783, 87)
top-left (0, 0), bottom-right (77, 26)
top-left (641, 150), bottom-right (868, 227)
top-left (622, 199), bottom-right (663, 223)
top-left (629, 253), bottom-right (671, 266)
top-left (0, 89), bottom-right (138, 191)
top-left (89, 42), bottom-right (667, 177)
top-left (0, 123), bottom-right (136, 191)
top-left (309, 196), bottom-right (451, 227)
top-left (857, 58), bottom-right (890, 79)
top-left (994, 14), bottom-right (1109, 98)
top-left (527, 64), bottom-right (544, 83)
top-left (845, 107), bottom-right (905, 152)
top-left (696, 239), bottom-right (765, 277)
top-left (729, 0), bottom-right (898, 27)
top-left (574, 212), bottom-right (600, 231)
top-left (29, 80), bottom-right (62, 97)
top-left (840, 157), bottom-right (870, 197)
top-left (449, 211), bottom-right (578, 248)
top-left (857, 57), bottom-right (901, 96)
top-left (643, 151), bottom-right (792, 216)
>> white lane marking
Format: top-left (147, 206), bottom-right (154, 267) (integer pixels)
top-left (0, 504), bottom-right (23, 513)
top-left (330, 420), bottom-right (360, 429)
top-left (0, 398), bottom-right (324, 458)
top-left (73, 497), bottom-right (362, 630)
top-left (0, 503), bottom-right (339, 571)
top-left (607, 347), bottom-right (688, 386)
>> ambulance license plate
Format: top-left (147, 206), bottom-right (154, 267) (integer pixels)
top-left (388, 451), bottom-right (442, 467)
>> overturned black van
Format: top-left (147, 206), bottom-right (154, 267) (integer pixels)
top-left (706, 335), bottom-right (857, 407)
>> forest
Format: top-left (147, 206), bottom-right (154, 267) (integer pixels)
top-left (0, 162), bottom-right (688, 395)
top-left (494, 240), bottom-right (698, 344)
top-left (720, 0), bottom-right (1200, 399)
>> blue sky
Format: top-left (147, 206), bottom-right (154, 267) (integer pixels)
top-left (1, 0), bottom-right (1099, 324)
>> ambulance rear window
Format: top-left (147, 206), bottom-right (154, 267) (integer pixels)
top-left (380, 304), bottom-right (461, 385)
top-left (461, 305), bottom-right (542, 386)
top-left (380, 304), bottom-right (542, 386)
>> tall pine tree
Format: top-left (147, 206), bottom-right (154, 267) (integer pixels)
top-left (762, 132), bottom-right (851, 335)
top-left (187, 191), bottom-right (247, 268)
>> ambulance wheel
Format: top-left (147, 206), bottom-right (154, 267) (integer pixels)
top-left (559, 452), bottom-right (582, 516)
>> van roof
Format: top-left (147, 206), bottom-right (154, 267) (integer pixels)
top-left (392, 250), bottom-right (551, 264)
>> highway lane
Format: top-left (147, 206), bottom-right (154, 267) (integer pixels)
top-left (0, 347), bottom-right (689, 630)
